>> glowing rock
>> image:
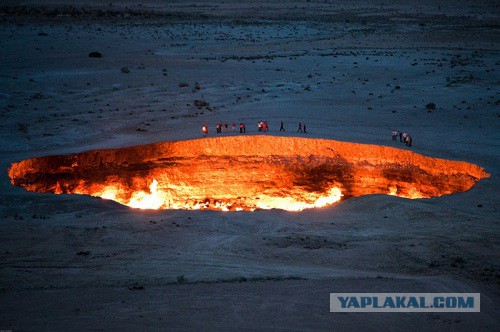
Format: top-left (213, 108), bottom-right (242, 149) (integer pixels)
top-left (8, 136), bottom-right (489, 211)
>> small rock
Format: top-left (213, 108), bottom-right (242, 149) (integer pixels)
top-left (425, 102), bottom-right (436, 110)
top-left (129, 285), bottom-right (145, 290)
top-left (88, 51), bottom-right (102, 58)
top-left (194, 100), bottom-right (209, 108)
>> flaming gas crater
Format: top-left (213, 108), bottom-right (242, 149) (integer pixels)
top-left (8, 136), bottom-right (489, 212)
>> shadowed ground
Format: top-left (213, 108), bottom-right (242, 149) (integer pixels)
top-left (0, 0), bottom-right (498, 330)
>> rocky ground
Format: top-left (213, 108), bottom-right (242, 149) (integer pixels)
top-left (0, 0), bottom-right (499, 330)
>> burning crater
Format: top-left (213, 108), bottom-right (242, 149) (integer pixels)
top-left (8, 136), bottom-right (489, 211)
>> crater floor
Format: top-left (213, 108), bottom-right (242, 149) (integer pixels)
top-left (9, 136), bottom-right (489, 211)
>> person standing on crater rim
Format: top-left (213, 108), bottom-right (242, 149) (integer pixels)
top-left (297, 122), bottom-right (302, 133)
top-left (202, 125), bottom-right (208, 136)
top-left (232, 123), bottom-right (236, 132)
top-left (399, 131), bottom-right (403, 142)
top-left (303, 123), bottom-right (307, 134)
top-left (406, 134), bottom-right (412, 147)
top-left (280, 121), bottom-right (285, 132)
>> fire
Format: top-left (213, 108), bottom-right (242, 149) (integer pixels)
top-left (127, 179), bottom-right (164, 210)
top-left (8, 136), bottom-right (490, 212)
top-left (81, 179), bottom-right (343, 211)
top-left (388, 185), bottom-right (425, 199)
top-left (255, 187), bottom-right (343, 211)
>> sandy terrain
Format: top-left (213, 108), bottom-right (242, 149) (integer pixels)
top-left (0, 0), bottom-right (499, 330)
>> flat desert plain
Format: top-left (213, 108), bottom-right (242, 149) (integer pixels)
top-left (0, 1), bottom-right (499, 330)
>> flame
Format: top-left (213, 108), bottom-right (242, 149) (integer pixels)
top-left (387, 184), bottom-right (428, 199)
top-left (402, 187), bottom-right (426, 199)
top-left (388, 186), bottom-right (398, 196)
top-left (88, 179), bottom-right (171, 210)
top-left (255, 187), bottom-right (343, 211)
top-left (128, 180), bottom-right (164, 210)
top-left (85, 179), bottom-right (342, 211)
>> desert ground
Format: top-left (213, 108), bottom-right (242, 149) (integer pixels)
top-left (0, 0), bottom-right (499, 330)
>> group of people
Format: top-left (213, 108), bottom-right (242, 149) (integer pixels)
top-left (203, 124), bottom-right (411, 146)
top-left (202, 121), bottom-right (307, 136)
top-left (202, 122), bottom-right (246, 135)
top-left (392, 130), bottom-right (413, 147)
top-left (214, 122), bottom-right (233, 133)
top-left (257, 121), bottom-right (269, 132)
top-left (296, 122), bottom-right (307, 133)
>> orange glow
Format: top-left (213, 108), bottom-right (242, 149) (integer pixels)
top-left (8, 136), bottom-right (490, 212)
top-left (73, 179), bottom-right (343, 211)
